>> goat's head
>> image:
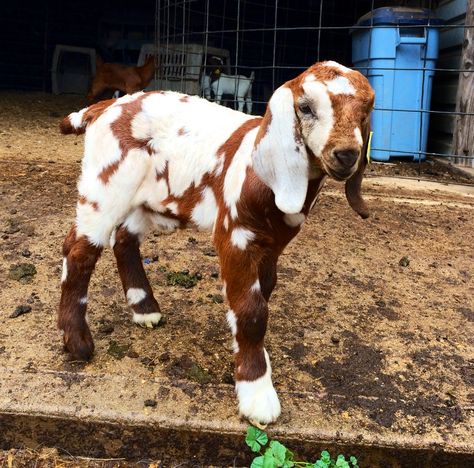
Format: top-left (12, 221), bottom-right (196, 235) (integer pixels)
top-left (253, 60), bottom-right (375, 218)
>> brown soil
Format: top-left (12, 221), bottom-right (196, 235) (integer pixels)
top-left (1, 91), bottom-right (473, 459)
top-left (0, 448), bottom-right (159, 468)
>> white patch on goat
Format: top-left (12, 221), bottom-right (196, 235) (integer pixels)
top-left (304, 74), bottom-right (316, 83)
top-left (81, 105), bottom-right (122, 173)
top-left (302, 81), bottom-right (334, 158)
top-left (191, 186), bottom-right (218, 230)
top-left (134, 176), bottom-right (169, 213)
top-left (283, 213), bottom-right (306, 227)
top-left (69, 108), bottom-right (87, 129)
top-left (133, 311), bottom-right (162, 328)
top-left (325, 76), bottom-right (355, 95)
top-left (166, 201), bottom-right (179, 215)
top-left (354, 127), bottom-right (363, 146)
top-left (127, 288), bottom-right (147, 305)
top-left (109, 228), bottom-right (117, 249)
top-left (235, 349), bottom-right (281, 424)
top-left (250, 279), bottom-right (261, 292)
top-left (324, 61), bottom-right (350, 74)
top-left (231, 227), bottom-right (255, 250)
top-left (150, 213), bottom-right (180, 232)
top-left (223, 215), bottom-right (229, 230)
top-left (79, 296), bottom-right (87, 305)
top-left (226, 309), bottom-right (239, 353)
top-left (224, 127), bottom-right (259, 219)
top-left (61, 257), bottom-right (68, 283)
top-left (252, 86), bottom-right (309, 215)
top-left (77, 133), bottom-right (151, 247)
top-left (133, 92), bottom-right (253, 198)
top-left (214, 157), bottom-right (225, 176)
top-left (116, 91), bottom-right (144, 106)
top-left (222, 281), bottom-right (227, 299)
top-left (123, 208), bottom-right (152, 240)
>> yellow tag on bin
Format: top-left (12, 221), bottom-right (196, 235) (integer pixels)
top-left (366, 131), bottom-right (373, 164)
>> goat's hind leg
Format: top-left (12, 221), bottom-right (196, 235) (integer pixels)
top-left (113, 214), bottom-right (162, 328)
top-left (58, 225), bottom-right (102, 360)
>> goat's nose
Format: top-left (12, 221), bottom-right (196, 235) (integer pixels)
top-left (334, 149), bottom-right (358, 168)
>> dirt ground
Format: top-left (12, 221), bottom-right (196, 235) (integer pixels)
top-left (1, 91), bottom-right (474, 464)
top-left (0, 448), bottom-right (162, 468)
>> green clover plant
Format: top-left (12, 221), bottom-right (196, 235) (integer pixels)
top-left (245, 426), bottom-right (359, 468)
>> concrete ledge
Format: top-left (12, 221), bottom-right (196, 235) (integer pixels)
top-left (1, 368), bottom-right (473, 466)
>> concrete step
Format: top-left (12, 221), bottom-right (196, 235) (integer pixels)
top-left (1, 367), bottom-right (473, 467)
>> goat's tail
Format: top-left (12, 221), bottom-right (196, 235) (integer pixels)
top-left (60, 99), bottom-right (116, 135)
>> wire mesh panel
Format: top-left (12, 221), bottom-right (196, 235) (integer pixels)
top-left (151, 0), bottom-right (474, 166)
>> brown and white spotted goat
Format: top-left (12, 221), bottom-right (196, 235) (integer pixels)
top-left (58, 60), bottom-right (374, 424)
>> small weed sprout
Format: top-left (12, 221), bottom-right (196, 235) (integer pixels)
top-left (245, 426), bottom-right (359, 468)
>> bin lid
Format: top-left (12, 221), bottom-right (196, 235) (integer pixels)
top-left (355, 7), bottom-right (443, 27)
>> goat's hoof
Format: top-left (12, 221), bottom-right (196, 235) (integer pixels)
top-left (63, 329), bottom-right (94, 361)
top-left (236, 379), bottom-right (281, 425)
top-left (248, 419), bottom-right (268, 430)
top-left (132, 311), bottom-right (162, 329)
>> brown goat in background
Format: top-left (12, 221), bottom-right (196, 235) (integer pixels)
top-left (86, 55), bottom-right (156, 104)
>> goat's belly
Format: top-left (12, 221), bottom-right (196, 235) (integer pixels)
top-left (143, 196), bottom-right (218, 234)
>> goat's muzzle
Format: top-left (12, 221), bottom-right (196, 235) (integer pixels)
top-left (334, 149), bottom-right (358, 168)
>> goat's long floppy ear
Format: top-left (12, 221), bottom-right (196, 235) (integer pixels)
top-left (252, 86), bottom-right (308, 214)
top-left (345, 120), bottom-right (371, 219)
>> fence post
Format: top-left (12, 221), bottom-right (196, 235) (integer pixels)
top-left (452, 0), bottom-right (474, 167)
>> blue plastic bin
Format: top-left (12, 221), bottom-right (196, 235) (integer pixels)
top-left (351, 8), bottom-right (443, 161)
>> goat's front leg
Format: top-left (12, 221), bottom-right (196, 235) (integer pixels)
top-left (245, 94), bottom-right (253, 115)
top-left (214, 92), bottom-right (223, 105)
top-left (58, 225), bottom-right (103, 360)
top-left (112, 224), bottom-right (162, 327)
top-left (258, 253), bottom-right (278, 302)
top-left (236, 95), bottom-right (246, 113)
top-left (217, 237), bottom-right (281, 424)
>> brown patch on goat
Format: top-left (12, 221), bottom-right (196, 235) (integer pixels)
top-left (216, 117), bottom-right (262, 187)
top-left (58, 226), bottom-right (103, 361)
top-left (98, 95), bottom-right (151, 184)
top-left (59, 99), bottom-right (116, 135)
top-left (113, 225), bottom-right (162, 316)
top-left (253, 108), bottom-right (272, 148)
top-left (78, 195), bottom-right (99, 211)
top-left (180, 95), bottom-right (190, 102)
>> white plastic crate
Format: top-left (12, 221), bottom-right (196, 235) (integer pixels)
top-left (51, 45), bottom-right (97, 95)
top-left (137, 43), bottom-right (230, 95)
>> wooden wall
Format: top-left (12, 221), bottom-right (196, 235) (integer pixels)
top-left (428, 0), bottom-right (468, 159)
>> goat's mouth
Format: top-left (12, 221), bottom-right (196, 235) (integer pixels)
top-left (320, 160), bottom-right (357, 181)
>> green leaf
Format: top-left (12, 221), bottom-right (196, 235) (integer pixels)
top-left (270, 440), bottom-right (287, 466)
top-left (263, 448), bottom-right (277, 468)
top-left (335, 457), bottom-right (349, 468)
top-left (246, 426), bottom-right (269, 452)
top-left (349, 456), bottom-right (358, 467)
top-left (251, 456), bottom-right (265, 468)
top-left (313, 461), bottom-right (327, 468)
top-left (284, 447), bottom-right (295, 467)
top-left (321, 451), bottom-right (331, 462)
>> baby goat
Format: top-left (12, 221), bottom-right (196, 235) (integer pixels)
top-left (59, 61), bottom-right (374, 425)
top-left (87, 55), bottom-right (155, 104)
top-left (202, 70), bottom-right (255, 113)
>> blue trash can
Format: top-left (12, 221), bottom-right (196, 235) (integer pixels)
top-left (351, 8), bottom-right (443, 161)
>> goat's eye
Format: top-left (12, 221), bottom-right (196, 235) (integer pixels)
top-left (298, 104), bottom-right (314, 117)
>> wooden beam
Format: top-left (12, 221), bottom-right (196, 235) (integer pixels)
top-left (452, 0), bottom-right (474, 167)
